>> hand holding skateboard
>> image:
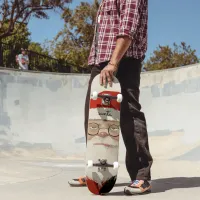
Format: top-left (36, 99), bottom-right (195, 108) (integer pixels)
top-left (100, 62), bottom-right (118, 87)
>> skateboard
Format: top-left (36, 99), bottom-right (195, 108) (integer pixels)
top-left (85, 74), bottom-right (123, 195)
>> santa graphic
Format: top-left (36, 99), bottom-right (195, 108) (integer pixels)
top-left (87, 90), bottom-right (121, 147)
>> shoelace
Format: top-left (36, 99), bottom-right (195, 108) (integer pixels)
top-left (132, 180), bottom-right (140, 185)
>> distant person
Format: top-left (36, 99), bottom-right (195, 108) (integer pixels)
top-left (16, 48), bottom-right (29, 70)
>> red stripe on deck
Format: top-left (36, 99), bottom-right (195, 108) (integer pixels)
top-left (90, 91), bottom-right (121, 111)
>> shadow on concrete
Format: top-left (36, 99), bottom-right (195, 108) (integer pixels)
top-left (107, 177), bottom-right (200, 196)
top-left (114, 182), bottom-right (130, 187)
top-left (151, 177), bottom-right (200, 193)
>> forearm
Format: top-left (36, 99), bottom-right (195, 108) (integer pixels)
top-left (110, 36), bottom-right (132, 66)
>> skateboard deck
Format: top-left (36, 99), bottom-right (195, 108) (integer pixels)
top-left (85, 74), bottom-right (122, 195)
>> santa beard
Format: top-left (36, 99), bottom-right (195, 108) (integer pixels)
top-left (86, 135), bottom-right (119, 164)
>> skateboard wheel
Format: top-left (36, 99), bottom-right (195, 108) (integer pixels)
top-left (91, 91), bottom-right (98, 100)
top-left (113, 162), bottom-right (119, 169)
top-left (87, 160), bottom-right (93, 168)
top-left (117, 94), bottom-right (123, 102)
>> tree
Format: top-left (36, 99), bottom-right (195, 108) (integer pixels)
top-left (52, 0), bottom-right (100, 71)
top-left (28, 42), bottom-right (49, 55)
top-left (0, 0), bottom-right (72, 40)
top-left (2, 21), bottom-right (31, 48)
top-left (144, 42), bottom-right (199, 71)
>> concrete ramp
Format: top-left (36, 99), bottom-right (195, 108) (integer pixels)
top-left (140, 64), bottom-right (200, 161)
top-left (0, 64), bottom-right (200, 162)
top-left (0, 69), bottom-right (89, 159)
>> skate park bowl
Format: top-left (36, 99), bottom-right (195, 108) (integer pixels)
top-left (0, 63), bottom-right (200, 199)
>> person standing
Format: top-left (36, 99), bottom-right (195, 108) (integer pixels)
top-left (16, 48), bottom-right (29, 70)
top-left (69, 0), bottom-right (153, 195)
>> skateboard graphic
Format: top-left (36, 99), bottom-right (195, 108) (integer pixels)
top-left (85, 74), bottom-right (123, 195)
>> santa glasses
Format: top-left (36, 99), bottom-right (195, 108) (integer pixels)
top-left (88, 122), bottom-right (119, 137)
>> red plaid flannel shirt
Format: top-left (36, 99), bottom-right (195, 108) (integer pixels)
top-left (88, 0), bottom-right (148, 66)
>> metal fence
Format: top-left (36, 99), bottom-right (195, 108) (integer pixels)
top-left (0, 42), bottom-right (91, 73)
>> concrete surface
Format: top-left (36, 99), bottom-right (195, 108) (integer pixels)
top-left (0, 63), bottom-right (200, 199)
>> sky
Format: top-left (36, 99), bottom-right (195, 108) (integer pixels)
top-left (27, 0), bottom-right (200, 59)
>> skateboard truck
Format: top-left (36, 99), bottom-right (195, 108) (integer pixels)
top-left (91, 91), bottom-right (123, 103)
top-left (87, 159), bottom-right (119, 170)
top-left (99, 159), bottom-right (107, 165)
top-left (102, 95), bottom-right (111, 106)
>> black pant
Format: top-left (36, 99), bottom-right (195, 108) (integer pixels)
top-left (84, 57), bottom-right (153, 181)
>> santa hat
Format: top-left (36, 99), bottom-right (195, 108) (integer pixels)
top-left (89, 91), bottom-right (121, 121)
